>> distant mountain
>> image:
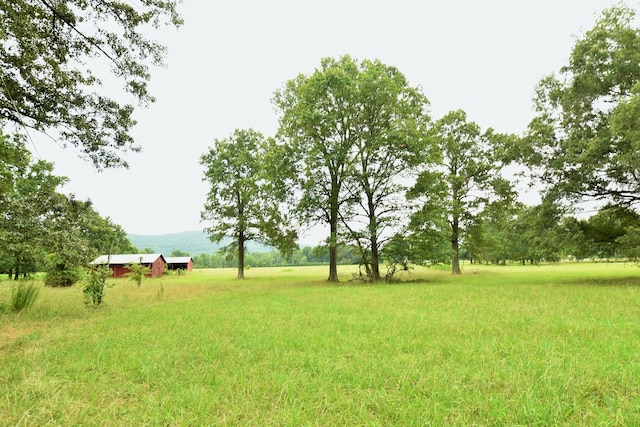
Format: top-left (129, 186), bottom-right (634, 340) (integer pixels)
top-left (127, 231), bottom-right (274, 257)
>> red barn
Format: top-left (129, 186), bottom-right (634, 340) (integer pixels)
top-left (165, 257), bottom-right (193, 272)
top-left (91, 254), bottom-right (167, 278)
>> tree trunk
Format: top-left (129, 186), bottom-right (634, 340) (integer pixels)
top-left (451, 217), bottom-right (461, 275)
top-left (368, 196), bottom-right (382, 281)
top-left (328, 222), bottom-right (339, 282)
top-left (327, 175), bottom-right (340, 283)
top-left (237, 232), bottom-right (245, 279)
top-left (370, 245), bottom-right (381, 281)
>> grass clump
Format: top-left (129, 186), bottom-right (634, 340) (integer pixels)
top-left (9, 281), bottom-right (39, 313)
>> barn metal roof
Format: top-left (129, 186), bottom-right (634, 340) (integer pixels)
top-left (91, 254), bottom-right (165, 265)
top-left (165, 257), bottom-right (192, 264)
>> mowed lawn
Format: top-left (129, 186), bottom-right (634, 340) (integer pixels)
top-left (2, 263), bottom-right (640, 425)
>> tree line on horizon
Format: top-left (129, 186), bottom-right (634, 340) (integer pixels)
top-left (1, 3), bottom-right (640, 286)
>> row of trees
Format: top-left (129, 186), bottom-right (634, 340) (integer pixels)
top-left (190, 245), bottom-right (361, 269)
top-left (200, 57), bottom-right (516, 280)
top-left (3, 3), bottom-right (639, 284)
top-left (187, 201), bottom-right (640, 270)
top-left (201, 4), bottom-right (640, 281)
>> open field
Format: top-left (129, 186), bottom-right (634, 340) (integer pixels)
top-left (2, 263), bottom-right (640, 425)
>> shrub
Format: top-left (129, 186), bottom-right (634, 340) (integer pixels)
top-left (44, 265), bottom-right (82, 287)
top-left (124, 261), bottom-right (151, 287)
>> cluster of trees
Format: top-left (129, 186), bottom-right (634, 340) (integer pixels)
top-left (0, 130), bottom-right (136, 284)
top-left (201, 5), bottom-right (640, 281)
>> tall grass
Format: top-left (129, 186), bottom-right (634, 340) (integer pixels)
top-left (9, 281), bottom-right (39, 313)
top-left (1, 263), bottom-right (640, 425)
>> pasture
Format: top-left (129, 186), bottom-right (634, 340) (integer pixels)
top-left (2, 263), bottom-right (640, 425)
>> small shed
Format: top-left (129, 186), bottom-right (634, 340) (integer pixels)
top-left (91, 254), bottom-right (167, 278)
top-left (165, 256), bottom-right (193, 272)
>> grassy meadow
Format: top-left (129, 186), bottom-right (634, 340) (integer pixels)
top-left (2, 262), bottom-right (640, 425)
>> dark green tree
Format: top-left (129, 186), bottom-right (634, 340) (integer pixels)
top-left (511, 201), bottom-right (566, 264)
top-left (200, 129), bottom-right (297, 279)
top-left (0, 1), bottom-right (182, 168)
top-left (274, 56), bottom-right (360, 282)
top-left (170, 250), bottom-right (190, 257)
top-left (43, 194), bottom-right (97, 287)
top-left (0, 152), bottom-right (67, 279)
top-left (575, 205), bottom-right (640, 260)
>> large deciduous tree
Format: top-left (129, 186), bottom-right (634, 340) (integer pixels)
top-left (200, 129), bottom-right (297, 279)
top-left (525, 4), bottom-right (640, 207)
top-left (274, 55), bottom-right (430, 282)
top-left (344, 59), bottom-right (430, 281)
top-left (408, 110), bottom-right (514, 274)
top-left (0, 0), bottom-right (182, 168)
top-left (274, 56), bottom-right (359, 282)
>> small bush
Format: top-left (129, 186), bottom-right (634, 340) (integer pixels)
top-left (44, 266), bottom-right (82, 287)
top-left (124, 262), bottom-right (151, 287)
top-left (10, 281), bottom-right (39, 313)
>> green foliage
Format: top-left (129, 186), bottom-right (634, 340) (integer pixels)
top-left (566, 205), bottom-right (640, 260)
top-left (44, 264), bottom-right (82, 288)
top-left (10, 281), bottom-right (39, 313)
top-left (170, 249), bottom-right (190, 257)
top-left (82, 265), bottom-right (114, 307)
top-left (0, 136), bottom-right (127, 279)
top-left (0, 149), bottom-right (68, 278)
top-left (83, 213), bottom-right (137, 256)
top-left (0, 0), bottom-right (182, 168)
top-left (125, 261), bottom-right (152, 287)
top-left (379, 234), bottom-right (414, 282)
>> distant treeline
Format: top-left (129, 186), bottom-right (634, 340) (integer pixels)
top-left (190, 245), bottom-right (360, 269)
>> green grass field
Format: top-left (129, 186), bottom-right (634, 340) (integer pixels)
top-left (2, 263), bottom-right (640, 425)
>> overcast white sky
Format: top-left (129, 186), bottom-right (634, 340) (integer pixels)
top-left (30, 0), bottom-right (626, 240)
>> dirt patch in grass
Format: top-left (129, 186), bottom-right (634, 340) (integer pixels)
top-left (0, 324), bottom-right (44, 354)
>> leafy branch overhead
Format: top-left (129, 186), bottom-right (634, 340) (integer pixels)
top-left (0, 0), bottom-right (182, 169)
top-left (524, 4), bottom-right (640, 206)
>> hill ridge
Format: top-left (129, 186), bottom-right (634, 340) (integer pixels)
top-left (127, 230), bottom-right (273, 257)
